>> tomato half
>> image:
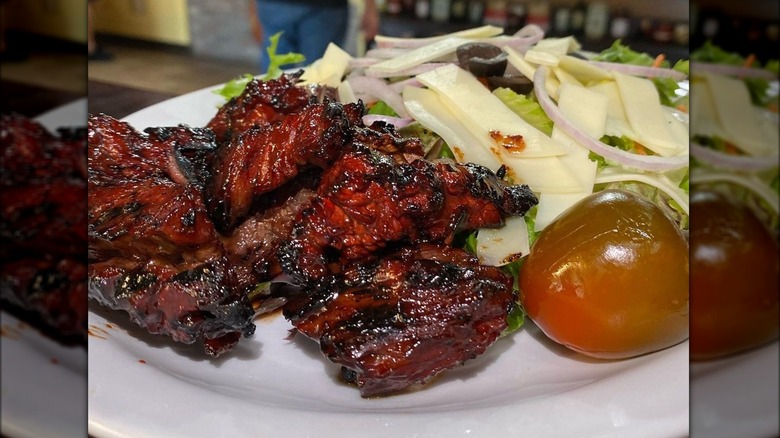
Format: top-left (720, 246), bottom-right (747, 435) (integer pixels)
top-left (520, 189), bottom-right (689, 359)
top-left (689, 189), bottom-right (779, 360)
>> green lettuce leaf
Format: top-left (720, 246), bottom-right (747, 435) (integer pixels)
top-left (263, 32), bottom-right (306, 80)
top-left (213, 73), bottom-right (255, 101)
top-left (366, 100), bottom-right (399, 117)
top-left (493, 87), bottom-right (554, 136)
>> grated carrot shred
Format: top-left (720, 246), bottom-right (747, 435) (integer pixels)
top-left (652, 54), bottom-right (666, 68)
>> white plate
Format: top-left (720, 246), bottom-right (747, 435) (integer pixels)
top-left (1, 98), bottom-right (88, 438)
top-left (691, 342), bottom-right (779, 437)
top-left (88, 85), bottom-right (689, 438)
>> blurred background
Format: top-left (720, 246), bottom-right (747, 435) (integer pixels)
top-left (82, 0), bottom-right (692, 117)
top-left (0, 0), bottom-right (86, 116)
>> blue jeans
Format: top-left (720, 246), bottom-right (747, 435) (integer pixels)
top-left (256, 1), bottom-right (348, 72)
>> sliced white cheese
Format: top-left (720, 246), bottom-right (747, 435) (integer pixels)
top-left (500, 154), bottom-right (587, 193)
top-left (689, 80), bottom-right (727, 139)
top-left (366, 37), bottom-right (467, 78)
top-left (557, 83), bottom-right (608, 140)
top-left (416, 63), bottom-right (567, 158)
top-left (612, 72), bottom-right (685, 156)
top-left (535, 192), bottom-right (591, 231)
top-left (504, 46), bottom-right (562, 99)
top-left (524, 49), bottom-right (560, 66)
top-left (337, 79), bottom-right (357, 104)
top-left (476, 216), bottom-right (530, 266)
top-left (504, 46), bottom-right (537, 80)
top-left (756, 107), bottom-right (780, 155)
top-left (558, 55), bottom-right (612, 84)
top-left (300, 43), bottom-right (352, 88)
top-left (533, 37), bottom-right (577, 57)
top-left (552, 66), bottom-right (583, 88)
top-left (375, 25), bottom-right (503, 48)
top-left (402, 86), bottom-right (503, 171)
top-left (587, 80), bottom-right (638, 139)
top-left (702, 71), bottom-right (774, 156)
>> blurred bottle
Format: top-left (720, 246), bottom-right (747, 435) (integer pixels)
top-left (553, 4), bottom-right (571, 36)
top-left (584, 2), bottom-right (609, 40)
top-left (387, 0), bottom-right (403, 15)
top-left (569, 0), bottom-right (587, 37)
top-left (431, 0), bottom-right (451, 22)
top-left (525, 1), bottom-right (548, 33)
top-left (415, 0), bottom-right (430, 19)
top-left (467, 0), bottom-right (485, 25)
top-left (451, 0), bottom-right (468, 22)
top-left (610, 8), bottom-right (631, 40)
top-left (483, 0), bottom-right (508, 27)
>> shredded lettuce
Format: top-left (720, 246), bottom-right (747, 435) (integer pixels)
top-left (263, 32), bottom-right (305, 80)
top-left (213, 73), bottom-right (255, 101)
top-left (493, 87), bottom-right (554, 136)
top-left (213, 32), bottom-right (305, 103)
top-left (503, 303), bottom-right (525, 335)
top-left (366, 100), bottom-right (399, 117)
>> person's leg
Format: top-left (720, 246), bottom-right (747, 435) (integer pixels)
top-left (296, 5), bottom-right (349, 64)
top-left (256, 1), bottom-right (308, 72)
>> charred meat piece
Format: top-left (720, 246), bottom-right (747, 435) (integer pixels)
top-left (88, 114), bottom-right (255, 356)
top-left (1, 257), bottom-right (87, 340)
top-left (352, 120), bottom-right (426, 160)
top-left (1, 113), bottom-right (88, 340)
top-left (278, 145), bottom-right (537, 284)
top-left (89, 257), bottom-right (255, 357)
top-left (206, 72), bottom-right (316, 144)
top-left (287, 244), bottom-right (516, 397)
top-left (206, 101), bottom-right (355, 232)
top-left (1, 113), bottom-right (87, 184)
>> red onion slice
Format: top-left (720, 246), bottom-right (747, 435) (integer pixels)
top-left (349, 57), bottom-right (381, 68)
top-left (691, 61), bottom-right (778, 79)
top-left (690, 142), bottom-right (779, 171)
top-left (347, 75), bottom-right (410, 118)
top-left (533, 66), bottom-right (688, 172)
top-left (587, 61), bottom-right (687, 81)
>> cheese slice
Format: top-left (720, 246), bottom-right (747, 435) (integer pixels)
top-left (558, 55), bottom-right (612, 84)
top-left (535, 192), bottom-right (591, 231)
top-left (587, 80), bottom-right (638, 139)
top-left (557, 82), bottom-right (608, 140)
top-left (476, 216), bottom-right (530, 266)
top-left (702, 71), bottom-right (774, 156)
top-left (402, 86), bottom-right (503, 171)
top-left (612, 72), bottom-right (684, 156)
top-left (533, 37), bottom-right (579, 57)
top-left (524, 49), bottom-right (560, 67)
top-left (366, 37), bottom-right (467, 77)
top-left (504, 46), bottom-right (562, 99)
top-left (300, 43), bottom-right (351, 88)
top-left (416, 64), bottom-right (567, 158)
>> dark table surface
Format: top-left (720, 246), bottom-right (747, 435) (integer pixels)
top-left (1, 79), bottom-right (84, 118)
top-left (88, 80), bottom-right (176, 119)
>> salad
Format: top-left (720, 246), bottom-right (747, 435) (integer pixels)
top-left (217, 26), bottom-right (692, 360)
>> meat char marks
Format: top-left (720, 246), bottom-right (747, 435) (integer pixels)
top-left (88, 72), bottom-right (539, 392)
top-left (278, 145), bottom-right (538, 287)
top-left (88, 114), bottom-right (255, 356)
top-left (1, 113), bottom-right (88, 341)
top-left (206, 70), bottom-right (315, 145)
top-left (286, 244), bottom-right (516, 397)
top-left (207, 101), bottom-right (355, 233)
